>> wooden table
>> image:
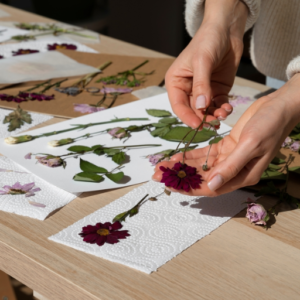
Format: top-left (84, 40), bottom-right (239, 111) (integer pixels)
top-left (2, 4), bottom-right (300, 300)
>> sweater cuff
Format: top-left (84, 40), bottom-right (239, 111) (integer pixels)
top-left (185, 0), bottom-right (261, 37)
top-left (286, 56), bottom-right (300, 80)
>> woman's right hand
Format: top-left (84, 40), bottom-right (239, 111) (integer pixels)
top-left (165, 0), bottom-right (248, 129)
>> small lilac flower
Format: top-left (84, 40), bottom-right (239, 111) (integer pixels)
top-left (229, 95), bottom-right (252, 108)
top-left (47, 43), bottom-right (77, 51)
top-left (55, 86), bottom-right (81, 96)
top-left (282, 136), bottom-right (292, 148)
top-left (100, 87), bottom-right (132, 94)
top-left (246, 199), bottom-right (268, 226)
top-left (148, 154), bottom-right (164, 166)
top-left (108, 127), bottom-right (127, 139)
top-left (0, 182), bottom-right (41, 197)
top-left (36, 155), bottom-right (64, 168)
top-left (73, 103), bottom-right (106, 114)
top-left (12, 49), bottom-right (39, 56)
top-left (290, 141), bottom-right (300, 152)
top-left (25, 153), bottom-right (32, 159)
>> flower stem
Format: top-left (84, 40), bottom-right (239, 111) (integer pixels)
top-left (131, 60), bottom-right (149, 71)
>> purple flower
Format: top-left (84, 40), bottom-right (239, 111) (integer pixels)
top-left (108, 127), bottom-right (127, 139)
top-left (12, 49), bottom-right (39, 56)
top-left (290, 141), bottom-right (300, 152)
top-left (73, 103), bottom-right (106, 114)
top-left (24, 153), bottom-right (32, 159)
top-left (282, 136), bottom-right (292, 148)
top-left (160, 162), bottom-right (203, 192)
top-left (79, 221), bottom-right (130, 247)
top-left (100, 87), bottom-right (132, 94)
top-left (0, 182), bottom-right (41, 197)
top-left (246, 199), bottom-right (268, 226)
top-left (148, 154), bottom-right (164, 166)
top-left (36, 155), bottom-right (64, 168)
top-left (47, 43), bottom-right (77, 51)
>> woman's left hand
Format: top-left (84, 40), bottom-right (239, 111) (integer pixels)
top-left (152, 74), bottom-right (300, 196)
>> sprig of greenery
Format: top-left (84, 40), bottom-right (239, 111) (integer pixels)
top-left (3, 106), bottom-right (32, 132)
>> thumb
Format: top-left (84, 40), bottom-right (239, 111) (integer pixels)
top-left (206, 141), bottom-right (255, 192)
top-left (192, 55), bottom-right (213, 110)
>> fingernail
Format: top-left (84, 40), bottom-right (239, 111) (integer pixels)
top-left (207, 174), bottom-right (224, 191)
top-left (218, 116), bottom-right (226, 121)
top-left (225, 108), bottom-right (232, 112)
top-left (195, 95), bottom-right (206, 109)
top-left (152, 176), bottom-right (159, 182)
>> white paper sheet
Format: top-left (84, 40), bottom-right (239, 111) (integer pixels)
top-left (0, 107), bottom-right (53, 138)
top-left (0, 156), bottom-right (77, 220)
top-left (0, 25), bottom-right (28, 43)
top-left (0, 51), bottom-right (100, 84)
top-left (0, 38), bottom-right (98, 58)
top-left (0, 93), bottom-right (232, 193)
top-left (49, 180), bottom-right (257, 273)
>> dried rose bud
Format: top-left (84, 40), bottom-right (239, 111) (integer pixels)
top-left (246, 200), bottom-right (269, 226)
top-left (5, 135), bottom-right (34, 144)
top-left (48, 138), bottom-right (74, 147)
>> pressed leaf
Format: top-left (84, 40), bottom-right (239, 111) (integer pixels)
top-left (91, 144), bottom-right (103, 150)
top-left (179, 145), bottom-right (197, 152)
top-left (260, 170), bottom-right (286, 181)
top-left (67, 145), bottom-right (92, 153)
top-left (4, 106), bottom-right (32, 132)
top-left (151, 126), bottom-right (171, 137)
top-left (162, 127), bottom-right (215, 143)
top-left (80, 158), bottom-right (108, 173)
top-left (271, 157), bottom-right (285, 165)
top-left (126, 125), bottom-right (144, 132)
top-left (73, 172), bottom-right (104, 182)
top-left (268, 163), bottom-right (282, 170)
top-left (103, 148), bottom-right (121, 156)
top-left (106, 172), bottom-right (124, 183)
top-left (93, 149), bottom-right (104, 156)
top-left (129, 206), bottom-right (139, 217)
top-left (112, 152), bottom-right (125, 164)
top-left (209, 136), bottom-right (223, 145)
top-left (146, 109), bottom-right (172, 117)
top-left (289, 132), bottom-right (300, 140)
top-left (113, 211), bottom-right (129, 223)
top-left (151, 123), bottom-right (168, 128)
top-left (159, 117), bottom-right (178, 124)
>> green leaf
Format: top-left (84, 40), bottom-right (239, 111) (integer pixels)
top-left (162, 127), bottom-right (215, 143)
top-left (151, 123), bottom-right (168, 128)
top-left (73, 172), bottom-right (104, 182)
top-left (103, 148), bottom-right (120, 156)
top-left (268, 163), bottom-right (282, 170)
top-left (4, 106), bottom-right (32, 132)
top-left (93, 149), bottom-right (104, 156)
top-left (151, 126), bottom-right (171, 137)
top-left (159, 117), bottom-right (178, 124)
top-left (179, 145), bottom-right (197, 152)
top-left (112, 152), bottom-right (125, 164)
top-left (113, 211), bottom-right (129, 223)
top-left (80, 158), bottom-right (108, 173)
top-left (91, 144), bottom-right (103, 150)
top-left (260, 170), bottom-right (286, 181)
top-left (129, 206), bottom-right (139, 217)
top-left (126, 125), bottom-right (144, 132)
top-left (146, 109), bottom-right (172, 117)
top-left (289, 132), bottom-right (300, 140)
top-left (105, 172), bottom-right (124, 183)
top-left (209, 136), bottom-right (223, 145)
top-left (271, 157), bottom-right (285, 165)
top-left (67, 145), bottom-right (91, 153)
top-left (289, 166), bottom-right (300, 175)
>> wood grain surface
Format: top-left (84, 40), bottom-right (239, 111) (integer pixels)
top-left (1, 4), bottom-right (300, 300)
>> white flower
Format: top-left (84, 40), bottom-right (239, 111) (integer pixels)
top-left (48, 140), bottom-right (60, 147)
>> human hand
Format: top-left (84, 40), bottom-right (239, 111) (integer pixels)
top-left (153, 74), bottom-right (300, 196)
top-left (165, 0), bottom-right (248, 129)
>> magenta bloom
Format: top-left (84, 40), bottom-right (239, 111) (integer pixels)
top-left (79, 221), bottom-right (130, 246)
top-left (0, 182), bottom-right (41, 197)
top-left (246, 200), bottom-right (268, 225)
top-left (148, 153), bottom-right (164, 166)
top-left (36, 155), bottom-right (63, 168)
top-left (47, 43), bottom-right (77, 51)
top-left (108, 127), bottom-right (127, 139)
top-left (160, 162), bottom-right (203, 192)
top-left (100, 87), bottom-right (132, 94)
top-left (290, 141), bottom-right (300, 152)
top-left (74, 103), bottom-right (106, 114)
top-left (12, 49), bottom-right (39, 56)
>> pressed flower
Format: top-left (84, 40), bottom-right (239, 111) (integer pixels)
top-left (160, 162), bottom-right (203, 192)
top-left (12, 49), bottom-right (39, 56)
top-left (229, 95), bottom-right (252, 108)
top-left (73, 103), bottom-right (106, 114)
top-left (100, 87), bottom-right (132, 94)
top-left (55, 86), bottom-right (82, 96)
top-left (47, 43), bottom-right (77, 51)
top-left (79, 221), bottom-right (130, 246)
top-left (0, 182), bottom-right (41, 197)
top-left (0, 94), bottom-right (25, 103)
top-left (24, 153), bottom-right (32, 159)
top-left (108, 127), bottom-right (127, 139)
top-left (246, 199), bottom-right (269, 226)
top-left (148, 153), bottom-right (165, 166)
top-left (48, 138), bottom-right (74, 147)
top-left (18, 92), bottom-right (54, 101)
top-left (282, 136), bottom-right (292, 148)
top-left (290, 141), bottom-right (300, 152)
top-left (36, 155), bottom-right (64, 167)
top-left (5, 135), bottom-right (34, 144)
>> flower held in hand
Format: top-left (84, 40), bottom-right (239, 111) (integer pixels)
top-left (160, 162), bottom-right (203, 192)
top-left (79, 221), bottom-right (130, 246)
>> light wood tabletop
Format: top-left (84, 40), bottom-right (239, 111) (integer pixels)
top-left (1, 4), bottom-right (300, 300)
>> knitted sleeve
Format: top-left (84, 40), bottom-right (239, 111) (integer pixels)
top-left (185, 0), bottom-right (261, 37)
top-left (286, 56), bottom-right (300, 80)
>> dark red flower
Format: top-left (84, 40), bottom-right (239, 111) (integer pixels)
top-left (79, 221), bottom-right (130, 246)
top-left (12, 49), bottom-right (39, 56)
top-left (0, 55), bottom-right (4, 59)
top-left (47, 43), bottom-right (77, 51)
top-left (18, 92), bottom-right (54, 101)
top-left (0, 93), bottom-right (25, 103)
top-left (160, 162), bottom-right (203, 192)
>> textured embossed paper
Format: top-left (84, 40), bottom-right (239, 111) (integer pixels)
top-left (49, 181), bottom-right (257, 273)
top-left (0, 156), bottom-right (77, 220)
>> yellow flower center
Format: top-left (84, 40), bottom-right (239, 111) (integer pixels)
top-left (55, 45), bottom-right (67, 49)
top-left (97, 228), bottom-right (110, 236)
top-left (21, 50), bottom-right (32, 54)
top-left (177, 170), bottom-right (186, 178)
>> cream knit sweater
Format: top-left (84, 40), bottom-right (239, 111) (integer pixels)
top-left (185, 0), bottom-right (300, 81)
